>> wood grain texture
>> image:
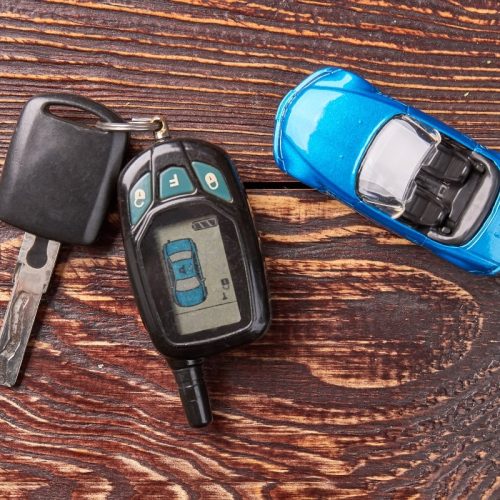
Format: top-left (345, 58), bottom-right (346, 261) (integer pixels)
top-left (0, 0), bottom-right (499, 498)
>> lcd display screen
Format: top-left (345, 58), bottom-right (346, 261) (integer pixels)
top-left (155, 215), bottom-right (241, 335)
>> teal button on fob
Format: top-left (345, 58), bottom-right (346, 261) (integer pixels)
top-left (192, 161), bottom-right (232, 202)
top-left (129, 172), bottom-right (152, 225)
top-left (159, 166), bottom-right (194, 200)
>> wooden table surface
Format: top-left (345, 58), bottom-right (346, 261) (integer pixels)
top-left (0, 1), bottom-right (498, 498)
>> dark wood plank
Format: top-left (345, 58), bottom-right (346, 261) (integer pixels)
top-left (0, 0), bottom-right (498, 182)
top-left (0, 190), bottom-right (498, 498)
top-left (0, 0), bottom-right (498, 498)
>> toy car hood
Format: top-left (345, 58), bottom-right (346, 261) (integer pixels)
top-left (274, 67), bottom-right (406, 203)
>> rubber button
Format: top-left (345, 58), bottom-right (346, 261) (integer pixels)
top-left (129, 172), bottom-right (152, 225)
top-left (159, 166), bottom-right (195, 200)
top-left (192, 161), bottom-right (232, 202)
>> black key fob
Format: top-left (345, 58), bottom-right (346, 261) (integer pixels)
top-left (0, 94), bottom-right (127, 245)
top-left (118, 138), bottom-right (270, 427)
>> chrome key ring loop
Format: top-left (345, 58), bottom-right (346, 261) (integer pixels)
top-left (95, 116), bottom-right (170, 140)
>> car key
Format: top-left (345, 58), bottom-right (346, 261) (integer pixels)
top-left (115, 120), bottom-right (270, 427)
top-left (0, 94), bottom-right (127, 386)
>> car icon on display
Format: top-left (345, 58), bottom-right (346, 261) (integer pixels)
top-left (274, 67), bottom-right (500, 275)
top-left (164, 238), bottom-right (207, 307)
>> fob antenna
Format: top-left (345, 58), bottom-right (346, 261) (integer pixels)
top-left (168, 359), bottom-right (212, 428)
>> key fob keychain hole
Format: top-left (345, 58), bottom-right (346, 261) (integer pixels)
top-left (45, 104), bottom-right (106, 128)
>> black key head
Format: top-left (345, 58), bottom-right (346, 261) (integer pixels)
top-left (0, 94), bottom-right (127, 245)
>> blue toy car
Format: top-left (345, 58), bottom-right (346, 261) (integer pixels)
top-left (164, 238), bottom-right (207, 307)
top-left (274, 67), bottom-right (500, 275)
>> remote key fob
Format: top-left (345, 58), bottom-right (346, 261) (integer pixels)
top-left (118, 138), bottom-right (270, 427)
top-left (274, 67), bottom-right (500, 275)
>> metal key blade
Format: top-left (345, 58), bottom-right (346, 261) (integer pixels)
top-left (0, 233), bottom-right (60, 387)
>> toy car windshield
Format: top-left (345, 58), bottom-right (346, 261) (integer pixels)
top-left (357, 117), bottom-right (437, 217)
top-left (357, 116), bottom-right (499, 244)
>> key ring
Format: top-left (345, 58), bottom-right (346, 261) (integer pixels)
top-left (95, 116), bottom-right (170, 140)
